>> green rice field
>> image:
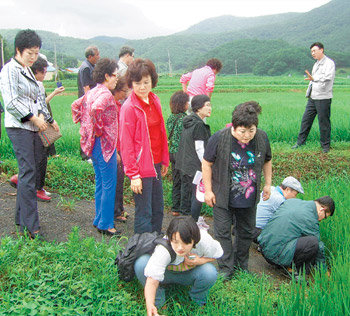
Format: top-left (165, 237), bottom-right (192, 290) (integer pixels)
top-left (0, 75), bottom-right (349, 315)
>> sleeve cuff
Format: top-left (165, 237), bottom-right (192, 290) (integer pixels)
top-left (21, 113), bottom-right (34, 123)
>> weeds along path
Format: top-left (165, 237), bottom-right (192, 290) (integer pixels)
top-left (0, 174), bottom-right (287, 282)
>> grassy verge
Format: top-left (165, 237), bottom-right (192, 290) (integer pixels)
top-left (0, 175), bottom-right (349, 315)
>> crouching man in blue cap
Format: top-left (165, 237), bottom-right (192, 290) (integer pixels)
top-left (253, 176), bottom-right (304, 241)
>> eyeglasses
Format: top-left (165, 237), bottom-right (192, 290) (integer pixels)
top-left (324, 209), bottom-right (329, 219)
top-left (111, 73), bottom-right (119, 78)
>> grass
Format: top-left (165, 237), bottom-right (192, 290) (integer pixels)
top-left (0, 75), bottom-right (349, 314)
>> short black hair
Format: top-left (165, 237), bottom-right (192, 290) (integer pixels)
top-left (231, 101), bottom-right (261, 128)
top-left (191, 94), bottom-right (210, 113)
top-left (166, 216), bottom-right (200, 248)
top-left (126, 58), bottom-right (158, 88)
top-left (85, 46), bottom-right (99, 58)
top-left (14, 29), bottom-right (42, 55)
top-left (170, 91), bottom-right (189, 114)
top-left (310, 42), bottom-right (324, 50)
top-left (92, 58), bottom-right (118, 84)
top-left (315, 196), bottom-right (335, 216)
top-left (119, 46), bottom-right (135, 58)
top-left (206, 58), bottom-right (222, 72)
top-left (31, 56), bottom-right (48, 74)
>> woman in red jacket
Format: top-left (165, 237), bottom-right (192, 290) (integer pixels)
top-left (119, 59), bottom-right (169, 234)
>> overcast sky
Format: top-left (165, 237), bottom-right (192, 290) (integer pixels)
top-left (0, 0), bottom-right (331, 39)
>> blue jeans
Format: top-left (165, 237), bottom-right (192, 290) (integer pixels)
top-left (134, 254), bottom-right (218, 307)
top-left (92, 137), bottom-right (117, 230)
top-left (133, 163), bottom-right (164, 233)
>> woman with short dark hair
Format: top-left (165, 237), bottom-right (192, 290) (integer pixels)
top-left (119, 58), bottom-right (169, 234)
top-left (134, 216), bottom-right (223, 314)
top-left (176, 95), bottom-right (212, 221)
top-left (202, 101), bottom-right (272, 278)
top-left (0, 29), bottom-right (58, 239)
top-left (72, 58), bottom-right (120, 236)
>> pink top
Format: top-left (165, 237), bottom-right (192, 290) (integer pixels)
top-left (180, 65), bottom-right (216, 97)
top-left (71, 84), bottom-right (118, 162)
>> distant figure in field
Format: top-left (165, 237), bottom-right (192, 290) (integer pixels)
top-left (258, 196), bottom-right (335, 278)
top-left (77, 46), bottom-right (100, 98)
top-left (292, 42), bottom-right (335, 153)
top-left (253, 176), bottom-right (304, 241)
top-left (180, 58), bottom-right (222, 99)
top-left (77, 46), bottom-right (100, 161)
top-left (117, 46), bottom-right (135, 76)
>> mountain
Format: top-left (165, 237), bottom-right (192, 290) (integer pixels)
top-left (121, 0), bottom-right (349, 71)
top-left (89, 36), bottom-right (127, 49)
top-left (0, 29), bottom-right (121, 60)
top-left (0, 0), bottom-right (348, 73)
top-left (180, 13), bottom-right (301, 35)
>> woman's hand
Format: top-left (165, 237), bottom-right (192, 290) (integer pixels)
top-left (131, 178), bottom-right (142, 194)
top-left (161, 165), bottom-right (168, 177)
top-left (147, 304), bottom-right (161, 316)
top-left (117, 153), bottom-right (121, 164)
top-left (262, 185), bottom-right (271, 201)
top-left (184, 254), bottom-right (201, 267)
top-left (53, 86), bottom-right (65, 96)
top-left (204, 190), bottom-right (216, 207)
top-left (31, 115), bottom-right (48, 132)
top-left (51, 121), bottom-right (60, 132)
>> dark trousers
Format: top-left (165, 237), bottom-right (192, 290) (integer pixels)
top-left (180, 172), bottom-right (202, 221)
top-left (214, 205), bottom-right (256, 276)
top-left (6, 128), bottom-right (45, 234)
top-left (297, 98), bottom-right (332, 150)
top-left (252, 227), bottom-right (262, 244)
top-left (36, 146), bottom-right (48, 191)
top-left (133, 163), bottom-right (164, 234)
top-left (114, 154), bottom-right (125, 218)
top-left (293, 236), bottom-right (319, 273)
top-left (170, 153), bottom-right (181, 213)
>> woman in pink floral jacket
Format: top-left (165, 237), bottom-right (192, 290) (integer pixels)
top-left (72, 58), bottom-right (120, 236)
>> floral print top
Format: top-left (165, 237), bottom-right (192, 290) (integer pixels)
top-left (72, 84), bottom-right (118, 162)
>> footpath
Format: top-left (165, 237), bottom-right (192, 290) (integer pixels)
top-left (0, 175), bottom-right (286, 281)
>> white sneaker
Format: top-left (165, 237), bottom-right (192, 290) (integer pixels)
top-left (42, 188), bottom-right (51, 196)
top-left (197, 216), bottom-right (209, 230)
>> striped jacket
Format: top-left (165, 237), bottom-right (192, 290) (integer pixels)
top-left (0, 58), bottom-right (51, 131)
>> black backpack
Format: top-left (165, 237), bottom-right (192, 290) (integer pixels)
top-left (115, 231), bottom-right (176, 282)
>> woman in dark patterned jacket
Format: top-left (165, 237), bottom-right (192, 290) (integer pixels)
top-left (166, 91), bottom-right (189, 217)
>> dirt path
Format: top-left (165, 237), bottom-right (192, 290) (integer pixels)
top-left (0, 174), bottom-right (286, 281)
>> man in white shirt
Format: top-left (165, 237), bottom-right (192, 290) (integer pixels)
top-left (292, 42), bottom-right (335, 153)
top-left (117, 46), bottom-right (135, 76)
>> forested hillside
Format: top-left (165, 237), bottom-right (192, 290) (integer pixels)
top-left (1, 0), bottom-right (349, 75)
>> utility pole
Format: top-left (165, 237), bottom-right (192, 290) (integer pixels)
top-left (54, 43), bottom-right (58, 81)
top-left (167, 49), bottom-right (172, 77)
top-left (235, 59), bottom-right (238, 76)
top-left (0, 37), bottom-right (4, 70)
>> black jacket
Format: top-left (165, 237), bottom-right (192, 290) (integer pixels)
top-left (211, 127), bottom-right (270, 209)
top-left (175, 113), bottom-right (211, 177)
